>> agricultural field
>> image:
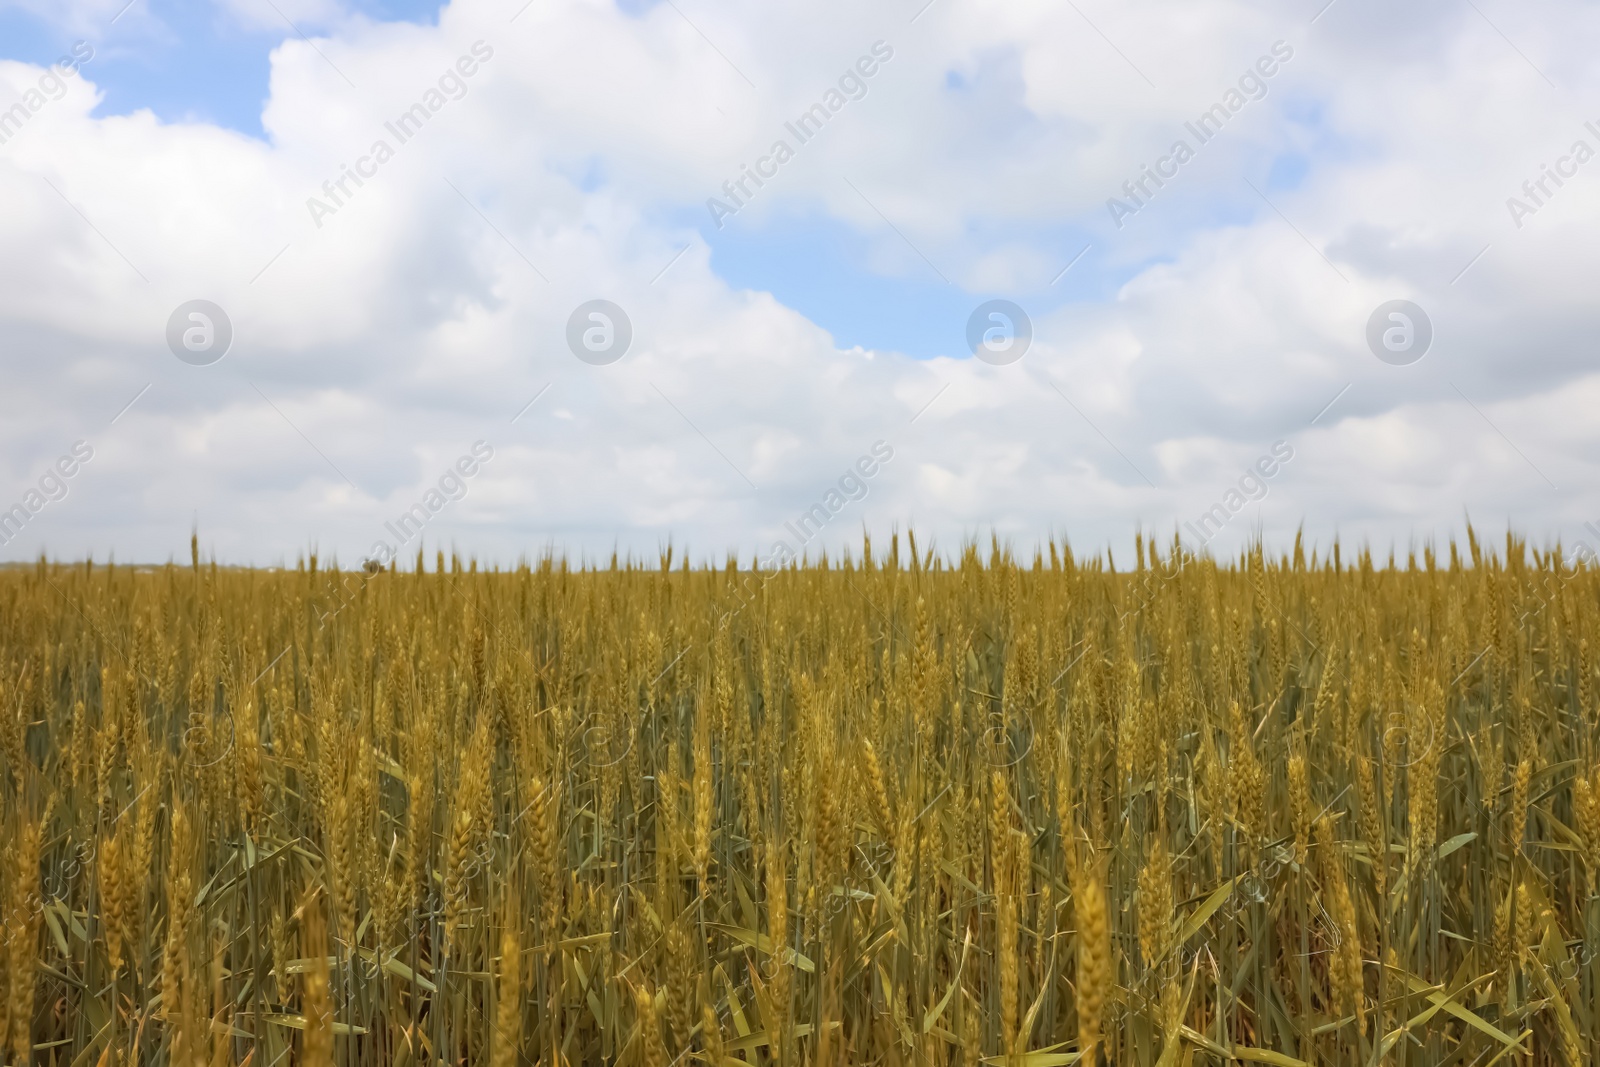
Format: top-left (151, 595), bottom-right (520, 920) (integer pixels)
top-left (0, 530), bottom-right (1596, 1066)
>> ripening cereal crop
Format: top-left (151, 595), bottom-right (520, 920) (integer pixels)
top-left (0, 527), bottom-right (1596, 1065)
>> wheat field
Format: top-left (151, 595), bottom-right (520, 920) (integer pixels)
top-left (0, 529), bottom-right (1595, 1066)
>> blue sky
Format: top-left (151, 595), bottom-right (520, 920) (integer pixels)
top-left (0, 0), bottom-right (1595, 565)
top-left (0, 0), bottom-right (444, 133)
top-left (703, 207), bottom-right (1117, 359)
top-left (0, 0), bottom-right (1324, 360)
top-left (0, 0), bottom-right (1144, 359)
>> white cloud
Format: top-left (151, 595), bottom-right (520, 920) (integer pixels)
top-left (2, 0), bottom-right (1598, 566)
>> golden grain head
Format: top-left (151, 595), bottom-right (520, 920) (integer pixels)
top-left (0, 533), bottom-right (1589, 1063)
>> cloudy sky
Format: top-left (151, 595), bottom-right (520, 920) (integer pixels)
top-left (0, 0), bottom-right (1594, 567)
